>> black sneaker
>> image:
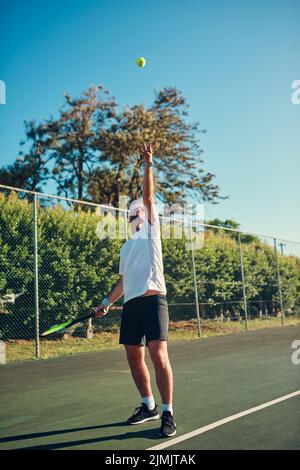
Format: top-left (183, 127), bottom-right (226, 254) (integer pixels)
top-left (127, 403), bottom-right (160, 425)
top-left (159, 411), bottom-right (177, 437)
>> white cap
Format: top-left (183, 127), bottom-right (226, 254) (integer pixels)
top-left (129, 198), bottom-right (144, 216)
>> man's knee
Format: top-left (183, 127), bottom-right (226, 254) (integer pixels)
top-left (125, 345), bottom-right (145, 366)
top-left (148, 341), bottom-right (170, 368)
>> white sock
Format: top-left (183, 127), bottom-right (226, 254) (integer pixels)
top-left (142, 396), bottom-right (155, 410)
top-left (162, 403), bottom-right (173, 415)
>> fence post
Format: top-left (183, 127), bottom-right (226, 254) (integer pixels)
top-left (189, 223), bottom-right (202, 337)
top-left (274, 238), bottom-right (285, 326)
top-left (0, 340), bottom-right (6, 364)
top-left (33, 194), bottom-right (40, 358)
top-left (238, 231), bottom-right (248, 331)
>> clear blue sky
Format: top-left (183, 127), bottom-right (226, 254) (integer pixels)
top-left (1, 0), bottom-right (299, 242)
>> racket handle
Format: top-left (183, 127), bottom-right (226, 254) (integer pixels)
top-left (95, 307), bottom-right (108, 318)
top-left (91, 307), bottom-right (108, 319)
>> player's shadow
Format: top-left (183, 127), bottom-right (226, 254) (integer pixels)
top-left (1, 422), bottom-right (163, 449)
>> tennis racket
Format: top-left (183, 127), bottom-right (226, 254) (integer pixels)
top-left (41, 307), bottom-right (107, 337)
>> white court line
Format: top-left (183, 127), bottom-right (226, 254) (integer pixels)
top-left (147, 390), bottom-right (300, 450)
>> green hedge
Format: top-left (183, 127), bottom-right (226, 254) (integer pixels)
top-left (0, 191), bottom-right (299, 339)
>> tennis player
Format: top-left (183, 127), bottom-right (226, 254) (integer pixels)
top-left (95, 143), bottom-right (176, 438)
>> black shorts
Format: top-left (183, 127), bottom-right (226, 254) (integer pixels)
top-left (119, 294), bottom-right (169, 346)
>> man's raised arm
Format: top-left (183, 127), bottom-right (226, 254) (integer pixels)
top-left (140, 143), bottom-right (157, 225)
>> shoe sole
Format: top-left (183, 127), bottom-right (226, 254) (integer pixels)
top-left (128, 414), bottom-right (160, 425)
top-left (159, 429), bottom-right (177, 437)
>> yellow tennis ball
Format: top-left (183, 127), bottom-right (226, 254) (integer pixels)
top-left (136, 57), bottom-right (146, 68)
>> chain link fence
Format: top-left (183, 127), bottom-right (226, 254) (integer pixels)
top-left (0, 184), bottom-right (299, 362)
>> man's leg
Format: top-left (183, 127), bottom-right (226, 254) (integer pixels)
top-left (125, 344), bottom-right (153, 398)
top-left (148, 339), bottom-right (176, 437)
top-left (147, 340), bottom-right (173, 406)
top-left (125, 344), bottom-right (160, 424)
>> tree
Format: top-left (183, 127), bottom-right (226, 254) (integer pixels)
top-left (92, 87), bottom-right (224, 206)
top-left (8, 85), bottom-right (117, 201)
top-left (0, 119), bottom-right (53, 191)
top-left (0, 160), bottom-right (34, 190)
top-left (3, 85), bottom-right (224, 208)
top-left (206, 218), bottom-right (240, 230)
top-left (47, 85), bottom-right (117, 200)
top-left (206, 218), bottom-right (260, 243)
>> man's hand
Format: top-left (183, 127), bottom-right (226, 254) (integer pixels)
top-left (95, 279), bottom-right (123, 318)
top-left (139, 143), bottom-right (157, 163)
top-left (95, 304), bottom-right (109, 318)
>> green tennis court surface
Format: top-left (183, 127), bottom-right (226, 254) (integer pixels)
top-left (0, 326), bottom-right (299, 450)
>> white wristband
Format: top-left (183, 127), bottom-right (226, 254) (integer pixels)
top-left (101, 297), bottom-right (111, 307)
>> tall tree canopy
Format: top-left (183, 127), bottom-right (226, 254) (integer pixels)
top-left (0, 85), bottom-right (224, 207)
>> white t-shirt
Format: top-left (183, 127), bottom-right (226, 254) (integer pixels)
top-left (119, 206), bottom-right (167, 303)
